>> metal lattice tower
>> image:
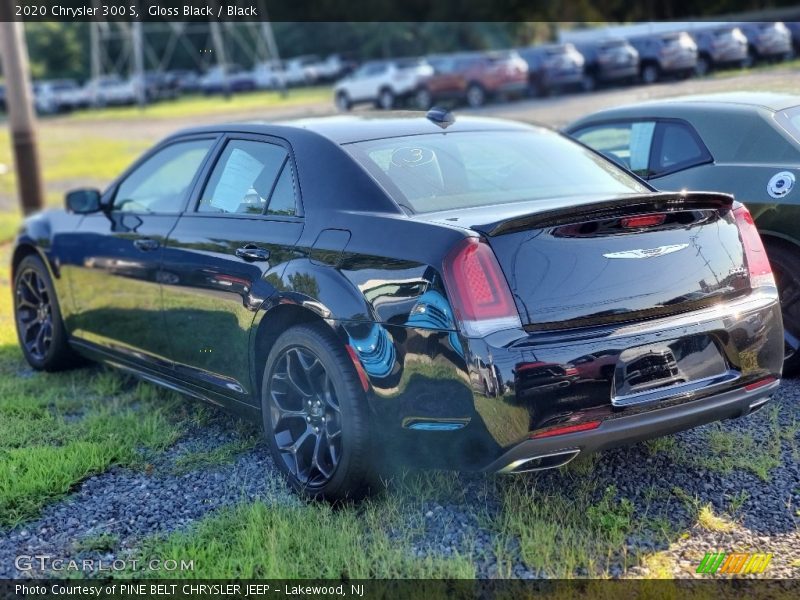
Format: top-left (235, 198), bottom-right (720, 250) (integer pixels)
top-left (88, 0), bottom-right (281, 104)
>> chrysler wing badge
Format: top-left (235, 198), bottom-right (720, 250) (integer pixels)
top-left (603, 243), bottom-right (689, 259)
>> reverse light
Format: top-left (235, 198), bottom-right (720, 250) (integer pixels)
top-left (530, 420), bottom-right (602, 439)
top-left (732, 204), bottom-right (775, 289)
top-left (442, 237), bottom-right (522, 337)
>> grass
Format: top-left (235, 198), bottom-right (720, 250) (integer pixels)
top-left (710, 57), bottom-right (800, 82)
top-left (0, 243), bottom-right (186, 527)
top-left (0, 86), bottom-right (330, 239)
top-left (69, 87), bottom-right (331, 122)
top-left (0, 127), bottom-right (150, 211)
top-left (73, 532), bottom-right (119, 554)
top-left (172, 437), bottom-right (259, 475)
top-left (139, 499), bottom-right (475, 579)
top-left (697, 503), bottom-right (735, 533)
top-left (492, 477), bottom-right (636, 578)
top-left (652, 419), bottom-right (785, 482)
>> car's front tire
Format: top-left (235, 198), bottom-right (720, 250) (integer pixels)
top-left (335, 91), bottom-right (352, 112)
top-left (466, 83), bottom-right (486, 108)
top-left (14, 254), bottom-right (80, 371)
top-left (262, 323), bottom-right (376, 500)
top-left (695, 55), bottom-right (711, 76)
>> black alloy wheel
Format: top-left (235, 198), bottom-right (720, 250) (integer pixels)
top-left (268, 346), bottom-right (342, 487)
top-left (262, 323), bottom-right (375, 500)
top-left (15, 267), bottom-right (53, 362)
top-left (13, 255), bottom-right (78, 371)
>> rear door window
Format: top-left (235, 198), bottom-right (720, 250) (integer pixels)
top-left (198, 139), bottom-right (296, 216)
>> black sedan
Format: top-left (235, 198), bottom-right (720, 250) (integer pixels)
top-left (12, 112), bottom-right (783, 499)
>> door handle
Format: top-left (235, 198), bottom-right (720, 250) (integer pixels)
top-left (235, 244), bottom-right (270, 262)
top-left (133, 238), bottom-right (159, 251)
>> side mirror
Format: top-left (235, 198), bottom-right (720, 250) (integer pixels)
top-left (66, 189), bottom-right (102, 214)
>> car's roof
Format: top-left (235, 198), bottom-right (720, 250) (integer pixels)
top-left (568, 92), bottom-right (800, 127)
top-left (172, 114), bottom-right (537, 145)
top-left (642, 92), bottom-right (800, 112)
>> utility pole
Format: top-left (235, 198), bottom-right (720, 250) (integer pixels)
top-left (132, 21), bottom-right (146, 107)
top-left (0, 14), bottom-right (44, 215)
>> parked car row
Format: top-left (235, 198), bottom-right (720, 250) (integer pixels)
top-left (12, 53), bottom-right (354, 116)
top-left (334, 22), bottom-right (797, 110)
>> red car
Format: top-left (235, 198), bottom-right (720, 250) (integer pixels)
top-left (416, 51), bottom-right (529, 108)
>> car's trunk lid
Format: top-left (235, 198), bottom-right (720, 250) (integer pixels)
top-left (424, 192), bottom-right (748, 330)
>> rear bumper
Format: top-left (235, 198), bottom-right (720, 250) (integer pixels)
top-left (596, 64), bottom-right (639, 80)
top-left (660, 53), bottom-right (698, 71)
top-left (353, 290), bottom-right (783, 472)
top-left (482, 378), bottom-right (777, 473)
top-left (542, 70), bottom-right (584, 87)
top-left (488, 80), bottom-right (530, 95)
top-left (710, 46), bottom-right (749, 63)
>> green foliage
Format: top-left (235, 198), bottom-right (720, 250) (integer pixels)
top-left (25, 23), bottom-right (87, 80)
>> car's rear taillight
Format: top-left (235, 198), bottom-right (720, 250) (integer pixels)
top-left (733, 204), bottom-right (775, 289)
top-left (442, 238), bottom-right (522, 337)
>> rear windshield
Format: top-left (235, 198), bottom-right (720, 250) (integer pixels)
top-left (346, 130), bottom-right (649, 214)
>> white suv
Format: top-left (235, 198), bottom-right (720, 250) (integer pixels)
top-left (334, 58), bottom-right (433, 110)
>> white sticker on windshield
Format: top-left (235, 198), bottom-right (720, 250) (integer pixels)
top-left (767, 171), bottom-right (795, 199)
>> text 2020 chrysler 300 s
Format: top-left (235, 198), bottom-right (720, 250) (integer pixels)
top-left (12, 112), bottom-right (783, 499)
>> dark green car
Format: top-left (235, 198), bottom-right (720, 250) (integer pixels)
top-left (566, 92), bottom-right (800, 373)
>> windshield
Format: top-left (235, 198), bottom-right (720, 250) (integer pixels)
top-left (776, 106), bottom-right (800, 145)
top-left (346, 130), bottom-right (649, 214)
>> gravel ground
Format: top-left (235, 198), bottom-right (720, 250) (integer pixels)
top-left (0, 417), bottom-right (297, 579)
top-left (1, 377), bottom-right (797, 579)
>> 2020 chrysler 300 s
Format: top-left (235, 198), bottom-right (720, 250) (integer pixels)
top-left (12, 111), bottom-right (783, 499)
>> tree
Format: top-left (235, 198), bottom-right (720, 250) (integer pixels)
top-left (25, 23), bottom-right (86, 81)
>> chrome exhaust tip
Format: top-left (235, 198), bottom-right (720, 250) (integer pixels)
top-left (747, 396), bottom-right (770, 414)
top-left (500, 448), bottom-right (581, 474)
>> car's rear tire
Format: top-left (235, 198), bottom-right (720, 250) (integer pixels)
top-left (262, 323), bottom-right (376, 500)
top-left (641, 63), bottom-right (660, 84)
top-left (581, 73), bottom-right (597, 92)
top-left (415, 87), bottom-right (433, 110)
top-left (377, 88), bottom-right (395, 110)
top-left (14, 254), bottom-right (80, 371)
top-left (766, 242), bottom-right (800, 376)
top-left (466, 83), bottom-right (486, 108)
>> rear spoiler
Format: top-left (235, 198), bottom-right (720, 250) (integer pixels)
top-left (472, 192), bottom-right (734, 237)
